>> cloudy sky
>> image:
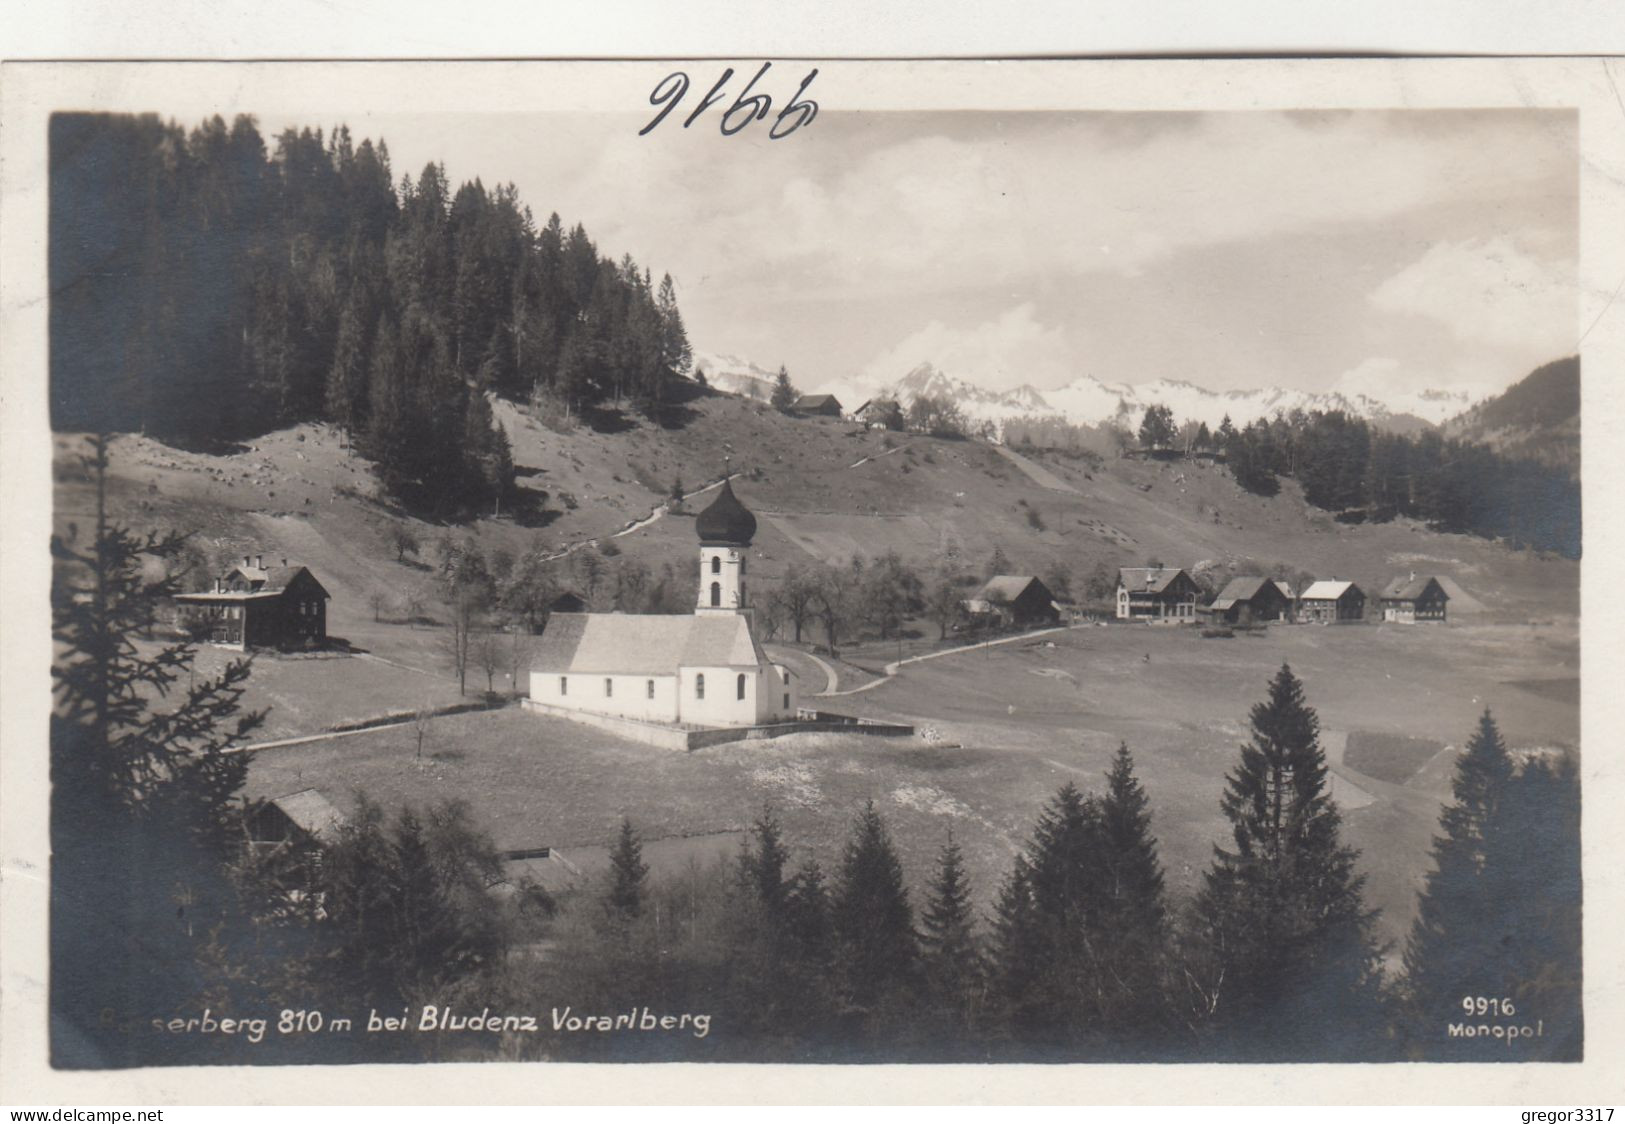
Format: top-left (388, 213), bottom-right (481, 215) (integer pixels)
top-left (263, 107), bottom-right (1578, 404)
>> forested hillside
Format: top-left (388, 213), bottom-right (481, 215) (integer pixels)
top-left (1208, 381), bottom-right (1579, 558)
top-left (1443, 356), bottom-right (1579, 475)
top-left (50, 113), bottom-right (691, 517)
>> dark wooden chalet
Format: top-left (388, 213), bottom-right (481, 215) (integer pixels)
top-left (246, 789), bottom-right (346, 850)
top-left (1116, 567), bottom-right (1203, 621)
top-left (792, 393), bottom-right (844, 417)
top-left (176, 554), bottom-right (330, 650)
top-left (1204, 575), bottom-right (1293, 625)
top-left (1378, 573), bottom-right (1449, 623)
top-left (1298, 580), bottom-right (1366, 623)
top-left (963, 575), bottom-right (1061, 627)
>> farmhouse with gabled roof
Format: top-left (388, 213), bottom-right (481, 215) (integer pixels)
top-left (1204, 575), bottom-right (1293, 625)
top-left (175, 553), bottom-right (330, 650)
top-left (1378, 572), bottom-right (1449, 623)
top-left (1116, 567), bottom-right (1203, 622)
top-left (963, 575), bottom-right (1060, 627)
top-left (527, 477), bottom-right (798, 729)
top-left (793, 393), bottom-right (844, 417)
top-left (1298, 579), bottom-right (1366, 623)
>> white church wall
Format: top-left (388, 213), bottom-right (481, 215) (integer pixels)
top-left (755, 663), bottom-right (798, 723)
top-left (529, 669), bottom-right (680, 724)
top-left (678, 665), bottom-right (760, 727)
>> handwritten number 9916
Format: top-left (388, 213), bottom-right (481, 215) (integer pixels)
top-left (640, 63), bottom-right (819, 140)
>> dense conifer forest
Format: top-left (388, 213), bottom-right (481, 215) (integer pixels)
top-left (1209, 388), bottom-right (1580, 558)
top-left (50, 113), bottom-right (692, 517)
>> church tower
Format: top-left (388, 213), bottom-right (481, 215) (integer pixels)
top-left (694, 473), bottom-right (756, 616)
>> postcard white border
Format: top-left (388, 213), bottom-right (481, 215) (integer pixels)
top-left (3, 58), bottom-right (1623, 1106)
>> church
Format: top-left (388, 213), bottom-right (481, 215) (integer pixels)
top-left (527, 477), bottom-right (800, 728)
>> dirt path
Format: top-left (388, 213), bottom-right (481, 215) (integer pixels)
top-left (821, 625), bottom-right (1077, 696)
top-left (991, 443), bottom-right (1083, 494)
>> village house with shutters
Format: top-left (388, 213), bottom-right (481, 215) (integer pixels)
top-left (1298, 579), bottom-right (1367, 623)
top-left (1115, 566), bottom-right (1204, 621)
top-left (1378, 573), bottom-right (1450, 623)
top-left (527, 477), bottom-right (799, 729)
top-left (175, 554), bottom-right (331, 650)
top-left (1203, 575), bottom-right (1295, 625)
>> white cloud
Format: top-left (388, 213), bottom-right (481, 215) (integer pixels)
top-left (549, 111), bottom-right (1574, 308)
top-left (857, 304), bottom-right (1078, 392)
top-left (1368, 237), bottom-right (1577, 352)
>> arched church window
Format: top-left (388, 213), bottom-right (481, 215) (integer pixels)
top-left (710, 582), bottom-right (721, 607)
top-left (711, 555), bottom-right (721, 574)
top-left (696, 674), bottom-right (705, 699)
top-left (737, 673), bottom-right (746, 700)
top-left (739, 557), bottom-right (746, 576)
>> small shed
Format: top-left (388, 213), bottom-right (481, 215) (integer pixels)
top-left (793, 394), bottom-right (844, 417)
top-left (1116, 567), bottom-right (1203, 621)
top-left (246, 789), bottom-right (347, 850)
top-left (1298, 580), bottom-right (1367, 623)
top-left (963, 575), bottom-right (1061, 627)
top-left (1204, 575), bottom-right (1293, 625)
top-left (1379, 573), bottom-right (1449, 623)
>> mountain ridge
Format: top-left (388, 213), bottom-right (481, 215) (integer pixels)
top-left (737, 355), bottom-right (1476, 435)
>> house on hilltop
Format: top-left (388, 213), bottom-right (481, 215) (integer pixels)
top-left (793, 393), bottom-right (844, 417)
top-left (1378, 573), bottom-right (1449, 623)
top-left (1204, 575), bottom-right (1294, 625)
top-left (175, 553), bottom-right (330, 650)
top-left (1298, 579), bottom-right (1367, 623)
top-left (1116, 567), bottom-right (1203, 622)
top-left (850, 398), bottom-right (903, 429)
top-left (963, 575), bottom-right (1061, 628)
top-left (527, 477), bottom-right (798, 729)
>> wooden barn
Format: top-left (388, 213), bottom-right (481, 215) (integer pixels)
top-left (1204, 575), bottom-right (1294, 625)
top-left (963, 575), bottom-right (1061, 628)
top-left (175, 554), bottom-right (330, 650)
top-left (1116, 567), bottom-right (1203, 621)
top-left (1298, 580), bottom-right (1366, 623)
top-left (245, 789), bottom-right (346, 851)
top-left (793, 393), bottom-right (844, 417)
top-left (1379, 573), bottom-right (1449, 623)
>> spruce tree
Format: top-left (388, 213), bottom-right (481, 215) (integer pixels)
top-left (1191, 663), bottom-right (1384, 1059)
top-left (1022, 782), bottom-right (1106, 1040)
top-left (988, 857), bottom-right (1042, 1024)
top-left (742, 804), bottom-right (791, 916)
top-left (606, 817), bottom-right (649, 920)
top-left (50, 437), bottom-right (265, 1064)
top-left (1094, 743), bottom-right (1172, 1042)
top-left (1481, 753), bottom-right (1581, 1058)
top-left (784, 858), bottom-right (834, 966)
top-left (771, 364), bottom-right (798, 412)
top-left (920, 831), bottom-right (983, 1034)
top-left (1404, 714), bottom-right (1581, 1059)
top-left (1402, 710), bottom-right (1515, 1024)
top-left (831, 801), bottom-right (919, 1013)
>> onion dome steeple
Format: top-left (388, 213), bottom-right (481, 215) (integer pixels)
top-left (695, 469), bottom-right (756, 547)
